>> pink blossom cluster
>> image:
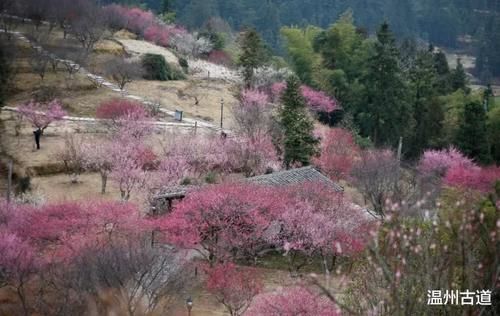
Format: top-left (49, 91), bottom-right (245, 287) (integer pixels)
top-left (418, 147), bottom-right (500, 192)
top-left (418, 147), bottom-right (475, 177)
top-left (313, 126), bottom-right (360, 180)
top-left (18, 99), bottom-right (66, 130)
top-left (206, 263), bottom-right (263, 315)
top-left (269, 82), bottom-right (339, 113)
top-left (240, 89), bottom-right (270, 109)
top-left (0, 199), bottom-right (147, 274)
top-left (156, 181), bottom-right (372, 264)
top-left (208, 50), bottom-right (232, 66)
top-left (300, 85), bottom-right (339, 112)
top-left (95, 98), bottom-right (150, 120)
top-left (246, 286), bottom-right (341, 316)
top-left (103, 5), bottom-right (185, 48)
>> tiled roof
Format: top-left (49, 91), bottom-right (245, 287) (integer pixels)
top-left (154, 185), bottom-right (197, 199)
top-left (247, 166), bottom-right (343, 192)
top-left (154, 166), bottom-right (343, 200)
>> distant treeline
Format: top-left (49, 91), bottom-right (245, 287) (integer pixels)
top-left (104, 0), bottom-right (500, 79)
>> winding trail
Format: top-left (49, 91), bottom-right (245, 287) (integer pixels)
top-left (2, 28), bottom-right (227, 133)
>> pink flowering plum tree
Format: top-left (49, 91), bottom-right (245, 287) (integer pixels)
top-left (300, 85), bottom-right (339, 113)
top-left (81, 139), bottom-right (114, 194)
top-left (96, 99), bottom-right (150, 121)
top-left (270, 82), bottom-right (339, 113)
top-left (18, 99), bottom-right (67, 150)
top-left (157, 183), bottom-right (286, 264)
top-left (234, 89), bottom-right (274, 142)
top-left (273, 182), bottom-right (371, 275)
top-left (418, 147), bottom-right (500, 193)
top-left (313, 126), bottom-right (360, 180)
top-left (245, 286), bottom-right (341, 316)
top-left (0, 199), bottom-right (148, 315)
top-left (206, 263), bottom-right (263, 316)
top-left (225, 135), bottom-right (281, 177)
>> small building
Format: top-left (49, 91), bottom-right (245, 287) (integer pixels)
top-left (150, 166), bottom-right (343, 214)
top-left (247, 166), bottom-right (343, 192)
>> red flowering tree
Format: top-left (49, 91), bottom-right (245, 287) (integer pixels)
top-left (18, 99), bottom-right (67, 149)
top-left (245, 286), bottom-right (341, 316)
top-left (208, 50), bottom-right (232, 66)
top-left (418, 147), bottom-right (500, 193)
top-left (417, 147), bottom-right (476, 178)
top-left (300, 85), bottom-right (339, 113)
top-left (157, 183), bottom-right (286, 264)
top-left (234, 89), bottom-right (274, 142)
top-left (313, 127), bottom-right (360, 180)
top-left (96, 99), bottom-right (149, 121)
top-left (269, 82), bottom-right (339, 113)
top-left (0, 199), bottom-right (147, 315)
top-left (81, 139), bottom-right (114, 194)
top-left (225, 135), bottom-right (281, 176)
top-left (272, 182), bottom-right (371, 274)
top-left (144, 25), bottom-right (171, 47)
top-left (206, 263), bottom-right (262, 316)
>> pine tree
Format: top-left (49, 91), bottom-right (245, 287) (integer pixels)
top-left (456, 101), bottom-right (492, 164)
top-left (408, 50), bottom-right (444, 157)
top-left (238, 28), bottom-right (267, 88)
top-left (162, 0), bottom-right (174, 13)
top-left (450, 58), bottom-right (468, 92)
top-left (358, 22), bottom-right (412, 147)
top-left (279, 75), bottom-right (319, 168)
top-left (0, 42), bottom-right (11, 108)
top-left (433, 50), bottom-right (452, 94)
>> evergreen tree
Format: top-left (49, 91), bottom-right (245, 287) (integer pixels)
top-left (456, 101), bottom-right (492, 164)
top-left (450, 58), bottom-right (468, 92)
top-left (407, 50), bottom-right (444, 157)
top-left (238, 28), bottom-right (267, 87)
top-left (357, 22), bottom-right (412, 147)
top-left (162, 0), bottom-right (174, 13)
top-left (433, 50), bottom-right (452, 94)
top-left (279, 75), bottom-right (319, 168)
top-left (0, 42), bottom-right (11, 108)
top-left (487, 106), bottom-right (500, 165)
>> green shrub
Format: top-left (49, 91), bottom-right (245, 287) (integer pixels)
top-left (204, 171), bottom-right (217, 184)
top-left (141, 53), bottom-right (185, 81)
top-left (179, 57), bottom-right (189, 73)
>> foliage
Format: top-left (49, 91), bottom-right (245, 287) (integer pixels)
top-left (279, 76), bottom-right (319, 168)
top-left (208, 50), bottom-right (232, 66)
top-left (170, 31), bottom-right (213, 57)
top-left (450, 58), bottom-right (468, 92)
top-left (55, 134), bottom-right (86, 184)
top-left (313, 126), bottom-right (360, 180)
top-left (280, 26), bottom-right (322, 85)
top-left (488, 106), bottom-right (500, 164)
top-left (103, 56), bottom-right (145, 90)
top-left (0, 199), bottom-right (189, 315)
top-left (418, 147), bottom-right (475, 178)
top-left (272, 182), bottom-right (372, 274)
top-left (456, 101), bottom-right (492, 164)
top-left (238, 28), bottom-right (268, 87)
top-left (96, 99), bottom-right (149, 120)
top-left (157, 183), bottom-right (285, 264)
top-left (0, 41), bottom-right (11, 107)
top-left (141, 53), bottom-right (184, 80)
top-left (351, 149), bottom-right (400, 216)
top-left (246, 286), bottom-right (341, 316)
top-left (342, 190), bottom-right (499, 315)
top-left (18, 99), bottom-right (66, 131)
top-left (300, 85), bottom-right (339, 113)
top-left (357, 22), bottom-right (411, 147)
top-left (206, 263), bottom-right (262, 316)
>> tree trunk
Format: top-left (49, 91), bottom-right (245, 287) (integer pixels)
top-left (100, 173), bottom-right (107, 194)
